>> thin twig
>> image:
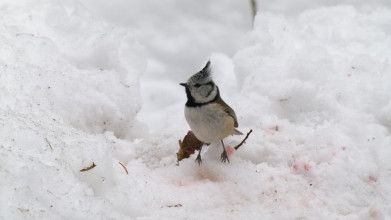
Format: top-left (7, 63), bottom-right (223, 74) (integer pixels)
top-left (120, 81), bottom-right (130, 88)
top-left (250, 0), bottom-right (257, 25)
top-left (45, 138), bottom-right (53, 151)
top-left (234, 129), bottom-right (253, 151)
top-left (167, 204), bottom-right (182, 208)
top-left (118, 162), bottom-right (129, 175)
top-left (80, 162), bottom-right (96, 172)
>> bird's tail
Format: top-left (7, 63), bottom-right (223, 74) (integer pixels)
top-left (232, 128), bottom-right (243, 135)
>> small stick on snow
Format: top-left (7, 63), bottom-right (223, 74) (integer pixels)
top-left (167, 204), bottom-right (182, 208)
top-left (45, 138), bottom-right (53, 151)
top-left (120, 81), bottom-right (130, 88)
top-left (80, 162), bottom-right (96, 172)
top-left (234, 129), bottom-right (253, 151)
top-left (118, 162), bottom-right (129, 175)
top-left (250, 0), bottom-right (257, 25)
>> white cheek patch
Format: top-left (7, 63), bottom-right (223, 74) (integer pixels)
top-left (208, 86), bottom-right (218, 99)
top-left (200, 85), bottom-right (212, 97)
top-left (193, 85), bottom-right (217, 103)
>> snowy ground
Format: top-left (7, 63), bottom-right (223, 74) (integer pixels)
top-left (1, 0), bottom-right (391, 219)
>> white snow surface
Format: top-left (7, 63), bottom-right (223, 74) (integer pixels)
top-left (1, 0), bottom-right (391, 219)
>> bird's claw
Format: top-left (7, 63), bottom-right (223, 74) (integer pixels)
top-left (195, 154), bottom-right (202, 166)
top-left (221, 151), bottom-right (230, 163)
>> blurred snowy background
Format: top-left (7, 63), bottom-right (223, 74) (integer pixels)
top-left (1, 0), bottom-right (391, 219)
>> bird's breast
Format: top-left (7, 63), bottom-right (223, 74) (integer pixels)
top-left (184, 103), bottom-right (235, 143)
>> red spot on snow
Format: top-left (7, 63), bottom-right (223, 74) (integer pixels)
top-left (263, 126), bottom-right (279, 136)
top-left (303, 163), bottom-right (311, 171)
top-left (292, 160), bottom-right (298, 171)
top-left (369, 176), bottom-right (377, 182)
top-left (347, 73), bottom-right (352, 77)
top-left (226, 146), bottom-right (234, 157)
top-left (292, 160), bottom-right (311, 172)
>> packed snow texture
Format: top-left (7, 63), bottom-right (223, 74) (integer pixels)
top-left (1, 0), bottom-right (391, 219)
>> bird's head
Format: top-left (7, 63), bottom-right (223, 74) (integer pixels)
top-left (180, 61), bottom-right (218, 104)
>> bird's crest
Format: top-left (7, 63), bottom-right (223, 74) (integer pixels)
top-left (188, 60), bottom-right (212, 84)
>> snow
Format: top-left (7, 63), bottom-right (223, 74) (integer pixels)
top-left (1, 0), bottom-right (391, 219)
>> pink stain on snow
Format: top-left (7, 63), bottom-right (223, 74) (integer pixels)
top-left (263, 126), bottom-right (279, 136)
top-left (292, 161), bottom-right (298, 171)
top-left (303, 163), bottom-right (311, 171)
top-left (292, 160), bottom-right (312, 172)
top-left (226, 146), bottom-right (234, 157)
top-left (369, 175), bottom-right (377, 182)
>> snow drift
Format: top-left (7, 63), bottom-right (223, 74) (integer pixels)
top-left (1, 0), bottom-right (391, 219)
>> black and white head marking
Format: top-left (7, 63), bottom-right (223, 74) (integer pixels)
top-left (188, 60), bottom-right (212, 85)
top-left (181, 61), bottom-right (219, 107)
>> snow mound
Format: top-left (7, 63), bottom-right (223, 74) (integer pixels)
top-left (0, 0), bottom-right (145, 218)
top-left (233, 5), bottom-right (391, 218)
top-left (0, 0), bottom-right (146, 139)
top-left (1, 1), bottom-right (391, 219)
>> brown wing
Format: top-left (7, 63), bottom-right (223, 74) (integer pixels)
top-left (216, 95), bottom-right (239, 128)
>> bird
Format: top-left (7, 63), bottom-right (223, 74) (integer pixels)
top-left (180, 60), bottom-right (243, 165)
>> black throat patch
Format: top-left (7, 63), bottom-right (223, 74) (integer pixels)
top-left (185, 86), bottom-right (219, 107)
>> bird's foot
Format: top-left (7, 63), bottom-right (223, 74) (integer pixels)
top-left (221, 151), bottom-right (230, 163)
top-left (195, 153), bottom-right (202, 166)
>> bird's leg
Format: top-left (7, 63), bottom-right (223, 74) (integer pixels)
top-left (220, 139), bottom-right (230, 163)
top-left (195, 145), bottom-right (203, 166)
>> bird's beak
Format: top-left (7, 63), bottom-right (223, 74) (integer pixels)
top-left (179, 83), bottom-right (187, 87)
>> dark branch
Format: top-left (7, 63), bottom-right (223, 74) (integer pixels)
top-left (80, 162), bottom-right (96, 172)
top-left (118, 162), bottom-right (129, 175)
top-left (234, 129), bottom-right (253, 151)
top-left (250, 0), bottom-right (257, 24)
top-left (45, 138), bottom-right (53, 151)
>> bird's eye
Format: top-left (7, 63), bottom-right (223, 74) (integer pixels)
top-left (194, 83), bottom-right (201, 88)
